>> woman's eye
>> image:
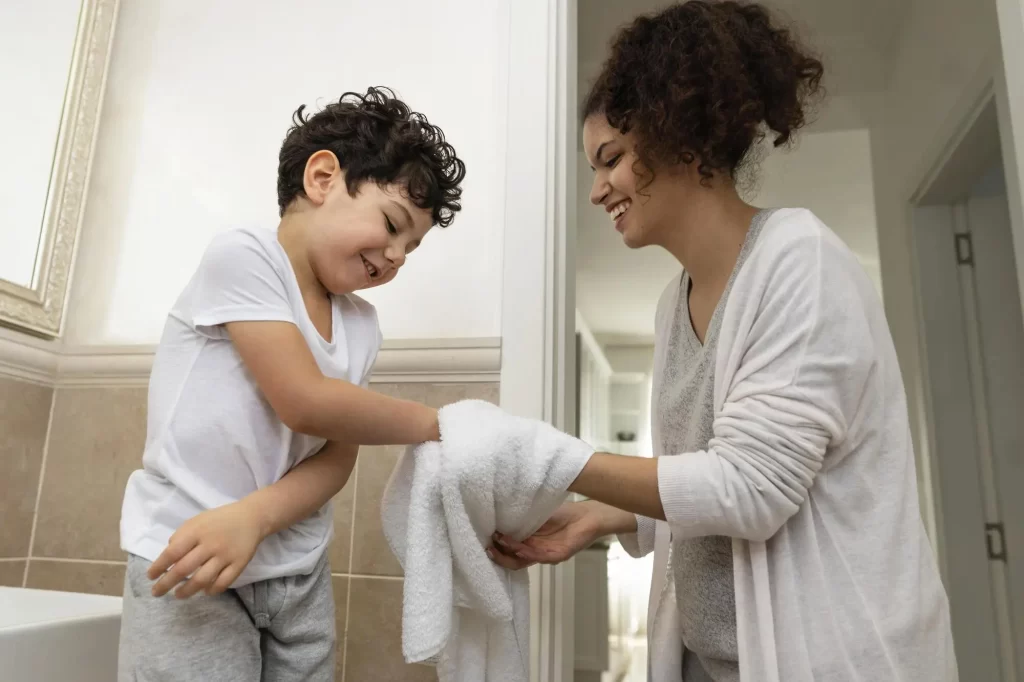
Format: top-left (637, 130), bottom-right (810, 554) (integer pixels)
top-left (606, 154), bottom-right (622, 168)
top-left (385, 216), bottom-right (398, 235)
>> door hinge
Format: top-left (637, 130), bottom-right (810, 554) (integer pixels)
top-left (955, 233), bottom-right (974, 265)
top-left (986, 522), bottom-right (1008, 562)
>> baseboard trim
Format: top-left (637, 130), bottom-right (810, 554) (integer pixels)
top-left (0, 329), bottom-right (501, 388)
top-left (0, 328), bottom-right (59, 386)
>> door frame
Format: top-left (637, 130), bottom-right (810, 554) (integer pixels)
top-left (907, 70), bottom-right (1023, 679)
top-left (499, 1), bottom-right (578, 681)
top-left (995, 0), bottom-right (1024, 312)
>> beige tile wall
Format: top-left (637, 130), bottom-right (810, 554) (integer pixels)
top-left (0, 375), bottom-right (497, 680)
top-left (0, 375), bottom-right (52, 593)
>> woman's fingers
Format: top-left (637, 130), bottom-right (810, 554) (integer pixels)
top-left (491, 532), bottom-right (566, 565)
top-left (487, 544), bottom-right (533, 570)
top-left (493, 533), bottom-right (529, 553)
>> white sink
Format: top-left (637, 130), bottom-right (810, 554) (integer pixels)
top-left (0, 587), bottom-right (122, 681)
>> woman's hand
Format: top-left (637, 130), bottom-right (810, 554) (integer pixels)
top-left (487, 500), bottom-right (618, 570)
top-left (147, 500), bottom-right (266, 599)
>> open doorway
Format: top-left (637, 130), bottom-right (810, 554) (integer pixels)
top-left (570, 2), bottom-right (888, 680)
top-left (537, 2), bottom-right (1024, 681)
top-left (910, 94), bottom-right (1024, 682)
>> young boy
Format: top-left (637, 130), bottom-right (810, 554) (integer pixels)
top-left (117, 87), bottom-right (466, 681)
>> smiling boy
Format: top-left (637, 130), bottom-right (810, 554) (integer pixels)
top-left (117, 87), bottom-right (466, 681)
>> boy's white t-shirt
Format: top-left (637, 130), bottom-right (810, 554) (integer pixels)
top-left (120, 226), bottom-right (382, 586)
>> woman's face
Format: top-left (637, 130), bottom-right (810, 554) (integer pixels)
top-left (583, 114), bottom-right (698, 250)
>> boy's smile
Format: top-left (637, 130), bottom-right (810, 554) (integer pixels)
top-left (280, 149), bottom-right (434, 297)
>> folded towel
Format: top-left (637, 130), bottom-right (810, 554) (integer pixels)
top-left (381, 399), bottom-right (594, 682)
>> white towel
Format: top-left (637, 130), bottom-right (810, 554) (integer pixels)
top-left (381, 399), bottom-right (594, 682)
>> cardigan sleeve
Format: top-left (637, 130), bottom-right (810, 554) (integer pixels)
top-left (617, 514), bottom-right (657, 557)
top-left (657, 233), bottom-right (875, 542)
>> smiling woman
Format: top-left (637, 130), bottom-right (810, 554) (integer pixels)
top-left (491, 3), bottom-right (956, 681)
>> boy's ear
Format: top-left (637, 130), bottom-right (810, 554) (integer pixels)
top-left (302, 150), bottom-right (342, 206)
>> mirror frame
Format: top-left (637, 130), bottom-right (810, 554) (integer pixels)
top-left (0, 0), bottom-right (119, 338)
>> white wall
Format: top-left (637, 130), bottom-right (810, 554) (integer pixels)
top-left (752, 128), bottom-right (882, 292)
top-left (576, 128), bottom-right (882, 336)
top-left (868, 0), bottom-right (1002, 471)
top-left (65, 0), bottom-right (507, 344)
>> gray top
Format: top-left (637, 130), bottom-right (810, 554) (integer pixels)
top-left (655, 209), bottom-right (774, 682)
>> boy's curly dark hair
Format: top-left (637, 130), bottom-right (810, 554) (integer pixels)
top-left (277, 87), bottom-right (466, 226)
top-left (582, 1), bottom-right (824, 185)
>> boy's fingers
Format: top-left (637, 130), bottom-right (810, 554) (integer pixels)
top-left (207, 561), bottom-right (241, 593)
top-left (174, 558), bottom-right (224, 600)
top-left (209, 566), bottom-right (240, 595)
top-left (147, 534), bottom-right (198, 580)
top-left (151, 546), bottom-right (210, 597)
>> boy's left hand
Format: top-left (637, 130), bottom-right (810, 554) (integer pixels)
top-left (147, 500), bottom-right (266, 599)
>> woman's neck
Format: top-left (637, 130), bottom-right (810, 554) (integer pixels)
top-left (659, 182), bottom-right (759, 294)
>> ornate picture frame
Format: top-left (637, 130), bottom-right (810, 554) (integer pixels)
top-left (0, 0), bottom-right (119, 337)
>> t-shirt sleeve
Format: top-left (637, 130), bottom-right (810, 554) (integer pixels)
top-left (186, 230), bottom-right (296, 338)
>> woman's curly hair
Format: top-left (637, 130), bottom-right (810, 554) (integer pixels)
top-left (583, 1), bottom-right (824, 185)
top-left (277, 87), bottom-right (466, 227)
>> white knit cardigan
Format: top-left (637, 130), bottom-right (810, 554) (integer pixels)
top-left (620, 209), bottom-right (957, 682)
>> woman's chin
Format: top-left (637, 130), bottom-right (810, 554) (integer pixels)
top-left (621, 228), bottom-right (646, 249)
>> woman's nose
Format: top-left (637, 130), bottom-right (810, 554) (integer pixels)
top-left (590, 176), bottom-right (608, 206)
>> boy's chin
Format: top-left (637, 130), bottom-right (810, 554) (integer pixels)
top-left (356, 275), bottom-right (395, 292)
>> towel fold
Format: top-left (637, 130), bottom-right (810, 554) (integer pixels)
top-left (381, 399), bottom-right (594, 682)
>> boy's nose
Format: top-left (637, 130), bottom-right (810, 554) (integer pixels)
top-left (385, 247), bottom-right (406, 268)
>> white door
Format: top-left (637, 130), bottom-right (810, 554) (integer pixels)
top-left (914, 159), bottom-right (1023, 682)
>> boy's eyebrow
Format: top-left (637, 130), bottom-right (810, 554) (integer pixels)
top-left (390, 199), bottom-right (414, 228)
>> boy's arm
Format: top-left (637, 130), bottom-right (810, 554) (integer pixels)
top-left (149, 440), bottom-right (358, 598)
top-left (225, 320), bottom-right (440, 444)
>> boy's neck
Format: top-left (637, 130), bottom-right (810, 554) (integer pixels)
top-left (277, 212), bottom-right (329, 300)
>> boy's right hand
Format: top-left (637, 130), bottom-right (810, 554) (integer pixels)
top-left (147, 499), bottom-right (266, 599)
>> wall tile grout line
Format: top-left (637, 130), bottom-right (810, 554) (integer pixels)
top-left (28, 557), bottom-right (128, 566)
top-left (23, 387), bottom-right (58, 587)
top-left (340, 458), bottom-right (360, 682)
top-left (0, 558), bottom-right (27, 562)
top-left (331, 572), bottom-right (403, 582)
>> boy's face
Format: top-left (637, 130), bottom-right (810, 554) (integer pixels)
top-left (303, 150), bottom-right (433, 295)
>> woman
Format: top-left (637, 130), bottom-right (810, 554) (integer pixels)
top-left (488, 2), bottom-right (956, 681)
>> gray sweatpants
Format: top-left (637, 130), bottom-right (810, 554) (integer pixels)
top-left (118, 553), bottom-right (335, 681)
